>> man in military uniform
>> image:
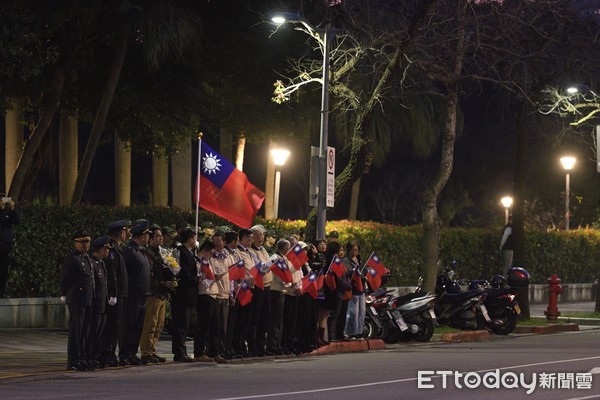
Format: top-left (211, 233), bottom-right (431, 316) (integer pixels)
top-left (88, 235), bottom-right (111, 369)
top-left (99, 219), bottom-right (130, 367)
top-left (121, 221), bottom-right (151, 366)
top-left (139, 225), bottom-right (174, 363)
top-left (60, 229), bottom-right (94, 371)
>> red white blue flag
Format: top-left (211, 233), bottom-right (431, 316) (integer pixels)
top-left (228, 259), bottom-right (246, 281)
top-left (195, 141), bottom-right (265, 228)
top-left (286, 244), bottom-right (309, 269)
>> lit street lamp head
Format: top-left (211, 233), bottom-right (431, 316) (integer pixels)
top-left (560, 156), bottom-right (576, 171)
top-left (271, 149), bottom-right (291, 166)
top-left (267, 11), bottom-right (305, 25)
top-left (500, 196), bottom-right (513, 209)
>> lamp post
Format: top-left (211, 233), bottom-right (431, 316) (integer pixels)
top-left (271, 148), bottom-right (290, 219)
top-left (500, 196), bottom-right (513, 225)
top-left (269, 12), bottom-right (333, 239)
top-left (560, 156), bottom-right (576, 230)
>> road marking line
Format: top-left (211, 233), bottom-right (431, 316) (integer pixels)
top-left (565, 395), bottom-right (600, 400)
top-left (211, 355), bottom-right (600, 400)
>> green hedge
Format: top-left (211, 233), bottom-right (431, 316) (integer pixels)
top-left (6, 206), bottom-right (600, 297)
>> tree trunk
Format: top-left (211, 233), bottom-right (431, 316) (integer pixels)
top-left (235, 134), bottom-right (246, 171)
top-left (152, 151), bottom-right (168, 206)
top-left (171, 138), bottom-right (192, 209)
top-left (264, 139), bottom-right (276, 220)
top-left (8, 64), bottom-right (66, 199)
top-left (512, 100), bottom-right (529, 268)
top-left (348, 177), bottom-right (361, 220)
top-left (71, 24), bottom-right (129, 204)
top-left (4, 101), bottom-right (23, 193)
top-left (220, 127), bottom-right (233, 162)
top-left (115, 135), bottom-right (131, 206)
top-left (421, 86), bottom-right (459, 293)
top-left (58, 115), bottom-right (78, 206)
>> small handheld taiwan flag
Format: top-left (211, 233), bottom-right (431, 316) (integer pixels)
top-left (366, 267), bottom-right (382, 291)
top-left (236, 280), bottom-right (253, 306)
top-left (228, 259), bottom-right (246, 281)
top-left (270, 259), bottom-right (293, 284)
top-left (286, 243), bottom-right (309, 269)
top-left (200, 258), bottom-right (215, 281)
top-left (351, 266), bottom-right (364, 292)
top-left (328, 256), bottom-right (345, 277)
top-left (249, 262), bottom-right (266, 290)
top-left (366, 252), bottom-right (387, 276)
top-left (302, 270), bottom-right (319, 299)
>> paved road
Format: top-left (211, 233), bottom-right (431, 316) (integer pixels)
top-left (1, 329), bottom-right (600, 400)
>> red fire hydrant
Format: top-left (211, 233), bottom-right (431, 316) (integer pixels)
top-left (545, 274), bottom-right (563, 321)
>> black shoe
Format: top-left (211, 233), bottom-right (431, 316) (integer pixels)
top-left (153, 354), bottom-right (166, 363)
top-left (141, 355), bottom-right (159, 364)
top-left (173, 355), bottom-right (194, 362)
top-left (128, 355), bottom-right (143, 366)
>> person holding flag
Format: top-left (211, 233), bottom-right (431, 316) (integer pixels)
top-left (223, 231), bottom-right (243, 359)
top-left (234, 229), bottom-right (256, 358)
top-left (342, 241), bottom-right (366, 340)
top-left (267, 239), bottom-right (293, 355)
top-left (322, 241), bottom-right (350, 343)
top-left (248, 225), bottom-right (273, 357)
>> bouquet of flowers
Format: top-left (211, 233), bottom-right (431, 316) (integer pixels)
top-left (160, 246), bottom-right (181, 277)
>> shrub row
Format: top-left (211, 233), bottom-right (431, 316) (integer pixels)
top-left (6, 205), bottom-right (600, 297)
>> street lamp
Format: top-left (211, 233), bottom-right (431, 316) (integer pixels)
top-left (270, 148), bottom-right (290, 219)
top-left (269, 11), bottom-right (333, 239)
top-left (500, 196), bottom-right (513, 225)
top-left (560, 156), bottom-right (576, 230)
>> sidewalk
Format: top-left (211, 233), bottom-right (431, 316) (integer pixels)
top-left (0, 301), bottom-right (597, 382)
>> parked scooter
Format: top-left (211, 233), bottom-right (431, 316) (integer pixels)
top-left (435, 268), bottom-right (491, 330)
top-left (387, 280), bottom-right (437, 342)
top-left (469, 275), bottom-right (521, 335)
top-left (363, 288), bottom-right (396, 340)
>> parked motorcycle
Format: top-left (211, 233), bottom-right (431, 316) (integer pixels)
top-left (435, 268), bottom-right (491, 330)
top-left (469, 275), bottom-right (521, 335)
top-left (364, 277), bottom-right (437, 343)
top-left (388, 287), bottom-right (437, 342)
top-left (363, 288), bottom-right (395, 340)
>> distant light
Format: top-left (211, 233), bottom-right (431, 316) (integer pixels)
top-left (271, 16), bottom-right (286, 24)
top-left (271, 149), bottom-right (291, 166)
top-left (566, 86), bottom-right (578, 94)
top-left (560, 156), bottom-right (576, 171)
top-left (500, 196), bottom-right (513, 209)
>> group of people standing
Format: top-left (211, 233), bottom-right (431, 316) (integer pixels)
top-left (59, 219), bottom-right (370, 371)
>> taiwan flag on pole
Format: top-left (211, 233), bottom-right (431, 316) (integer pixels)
top-left (228, 259), bottom-right (246, 281)
top-left (351, 266), bottom-right (364, 292)
top-left (270, 259), bottom-right (293, 284)
top-left (366, 252), bottom-right (387, 276)
top-left (236, 280), bottom-right (253, 306)
top-left (366, 267), bottom-right (382, 291)
top-left (249, 262), bottom-right (266, 290)
top-left (200, 258), bottom-right (215, 281)
top-left (196, 141), bottom-right (265, 228)
top-left (302, 270), bottom-right (319, 299)
top-left (328, 256), bottom-right (346, 278)
top-left (286, 244), bottom-right (309, 269)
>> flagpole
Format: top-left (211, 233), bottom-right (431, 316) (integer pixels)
top-left (195, 132), bottom-right (203, 235)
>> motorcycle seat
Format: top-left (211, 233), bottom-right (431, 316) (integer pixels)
top-left (437, 289), bottom-right (482, 305)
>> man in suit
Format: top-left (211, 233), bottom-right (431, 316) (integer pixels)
top-left (60, 229), bottom-right (94, 371)
top-left (171, 229), bottom-right (199, 362)
top-left (121, 221), bottom-right (151, 366)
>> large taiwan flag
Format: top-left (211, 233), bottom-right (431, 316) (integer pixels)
top-left (195, 141), bottom-right (265, 228)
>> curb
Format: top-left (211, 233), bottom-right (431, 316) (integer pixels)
top-left (440, 330), bottom-right (490, 343)
top-left (309, 339), bottom-right (385, 355)
top-left (513, 323), bottom-right (579, 334)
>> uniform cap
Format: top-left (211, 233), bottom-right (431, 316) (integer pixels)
top-left (107, 219), bottom-right (131, 231)
top-left (130, 221), bottom-right (150, 236)
top-left (91, 235), bottom-right (111, 249)
top-left (72, 228), bottom-right (92, 240)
